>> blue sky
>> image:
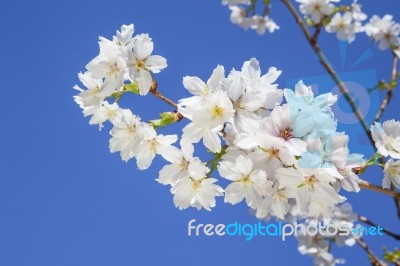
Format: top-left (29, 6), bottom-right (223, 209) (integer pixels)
top-left (1, 0), bottom-right (400, 265)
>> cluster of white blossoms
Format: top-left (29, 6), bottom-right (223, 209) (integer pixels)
top-left (297, 0), bottom-right (339, 24)
top-left (296, 0), bottom-right (368, 43)
top-left (176, 57), bottom-right (364, 219)
top-left (296, 203), bottom-right (359, 266)
top-left (371, 120), bottom-right (400, 189)
top-left (222, 0), bottom-right (279, 35)
top-left (324, 1), bottom-right (366, 43)
top-left (75, 25), bottom-right (365, 218)
top-left (74, 25), bottom-right (179, 171)
top-left (222, 0), bottom-right (400, 55)
top-left (364, 15), bottom-right (400, 51)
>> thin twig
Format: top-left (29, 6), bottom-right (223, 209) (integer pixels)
top-left (150, 81), bottom-right (179, 109)
top-left (358, 215), bottom-right (400, 241)
top-left (391, 183), bottom-right (400, 222)
top-left (374, 55), bottom-right (398, 122)
top-left (311, 23), bottom-right (322, 44)
top-left (356, 238), bottom-right (386, 266)
top-left (281, 0), bottom-right (375, 147)
top-left (358, 179), bottom-right (400, 198)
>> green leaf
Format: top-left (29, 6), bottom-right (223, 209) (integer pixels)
top-left (263, 0), bottom-right (270, 6)
top-left (383, 247), bottom-right (400, 264)
top-left (124, 81), bottom-right (140, 94)
top-left (305, 17), bottom-right (315, 27)
top-left (149, 112), bottom-right (176, 129)
top-left (389, 80), bottom-right (397, 89)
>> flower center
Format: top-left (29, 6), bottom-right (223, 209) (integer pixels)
top-left (211, 105), bottom-right (224, 118)
top-left (191, 179), bottom-right (202, 191)
top-left (179, 159), bottom-right (190, 170)
top-left (106, 63), bottom-right (119, 77)
top-left (137, 60), bottom-right (146, 69)
top-left (90, 87), bottom-right (101, 96)
top-left (279, 128), bottom-right (292, 140)
top-left (384, 138), bottom-right (395, 151)
top-left (314, 3), bottom-right (321, 11)
top-left (105, 107), bottom-right (116, 120)
top-left (266, 147), bottom-right (280, 157)
top-left (149, 139), bottom-right (159, 151)
top-left (239, 174), bottom-right (252, 185)
top-left (304, 175), bottom-right (317, 188)
top-left (125, 125), bottom-right (137, 135)
top-left (388, 166), bottom-right (399, 178)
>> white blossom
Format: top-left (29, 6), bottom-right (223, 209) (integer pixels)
top-left (325, 12), bottom-right (359, 43)
top-left (296, 0), bottom-right (338, 24)
top-left (255, 185), bottom-right (291, 220)
top-left (371, 120), bottom-right (400, 159)
top-left (157, 143), bottom-right (208, 186)
top-left (129, 34), bottom-right (167, 95)
top-left (383, 159), bottom-right (400, 189)
top-left (235, 134), bottom-right (296, 177)
top-left (229, 6), bottom-right (252, 30)
top-left (223, 59), bottom-right (282, 132)
top-left (277, 167), bottom-right (344, 219)
top-left (261, 105), bottom-right (307, 156)
top-left (178, 65), bottom-right (225, 118)
top-left (73, 72), bottom-right (114, 108)
top-left (181, 89), bottom-right (234, 153)
top-left (86, 41), bottom-right (127, 92)
top-left (172, 176), bottom-right (224, 211)
top-left (100, 24), bottom-right (135, 56)
top-left (350, 1), bottom-right (367, 22)
top-left (218, 155), bottom-right (270, 208)
top-left (336, 153), bottom-right (364, 192)
top-left (81, 101), bottom-right (122, 129)
top-left (109, 109), bottom-right (146, 162)
top-left (250, 15), bottom-right (280, 35)
top-left (135, 124), bottom-right (178, 170)
top-left (365, 15), bottom-right (400, 50)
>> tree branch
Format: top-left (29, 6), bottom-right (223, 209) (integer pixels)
top-left (150, 80), bottom-right (179, 109)
top-left (358, 215), bottom-right (400, 241)
top-left (281, 0), bottom-right (375, 147)
top-left (374, 54), bottom-right (398, 122)
top-left (356, 238), bottom-right (387, 266)
top-left (358, 179), bottom-right (400, 198)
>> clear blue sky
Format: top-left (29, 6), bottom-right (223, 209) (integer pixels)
top-left (1, 0), bottom-right (400, 265)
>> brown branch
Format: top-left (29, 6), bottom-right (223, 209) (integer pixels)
top-left (150, 80), bottom-right (179, 109)
top-left (390, 183), bottom-right (400, 222)
top-left (359, 179), bottom-right (400, 198)
top-left (374, 55), bottom-right (398, 122)
top-left (358, 215), bottom-right (400, 241)
top-left (282, 0), bottom-right (400, 221)
top-left (356, 238), bottom-right (387, 266)
top-left (281, 0), bottom-right (375, 148)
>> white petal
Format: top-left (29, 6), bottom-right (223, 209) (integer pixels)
top-left (145, 55), bottom-right (167, 73)
top-left (136, 69), bottom-right (152, 95)
top-left (183, 76), bottom-right (206, 96)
